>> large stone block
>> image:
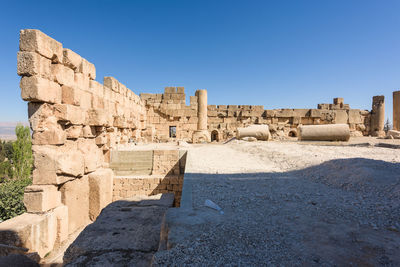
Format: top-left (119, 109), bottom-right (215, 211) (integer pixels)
top-left (104, 77), bottom-right (119, 92)
top-left (334, 110), bottom-right (348, 124)
top-left (31, 123), bottom-right (66, 145)
top-left (23, 185), bottom-right (61, 213)
top-left (32, 145), bottom-right (84, 184)
top-left (17, 51), bottom-right (52, 79)
top-left (89, 80), bottom-right (104, 97)
top-left (53, 205), bottom-right (68, 244)
top-left (65, 125), bottom-right (83, 139)
top-left (61, 85), bottom-right (81, 106)
top-left (88, 168), bottom-right (114, 220)
top-left (0, 211), bottom-right (57, 258)
top-left (60, 176), bottom-right (90, 234)
top-left (54, 104), bottom-right (85, 125)
top-left (62, 48), bottom-right (82, 70)
top-left (20, 76), bottom-right (61, 104)
top-left (78, 58), bottom-right (96, 80)
top-left (20, 29), bottom-right (63, 63)
top-left (28, 104), bottom-right (66, 145)
top-left (80, 90), bottom-right (92, 109)
top-left (77, 138), bottom-right (102, 173)
top-left (51, 63), bottom-right (74, 86)
top-left (74, 72), bottom-right (90, 90)
top-left (348, 109), bottom-right (363, 124)
top-left (87, 109), bottom-right (108, 126)
top-left (28, 102), bottom-right (53, 131)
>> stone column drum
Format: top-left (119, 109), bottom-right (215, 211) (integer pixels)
top-left (298, 124), bottom-right (350, 141)
top-left (393, 91), bottom-right (400, 131)
top-left (192, 89), bottom-right (210, 143)
top-left (370, 95), bottom-right (385, 137)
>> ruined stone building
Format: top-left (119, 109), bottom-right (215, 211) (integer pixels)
top-left (0, 29), bottom-right (393, 260)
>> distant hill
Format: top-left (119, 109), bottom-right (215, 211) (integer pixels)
top-left (0, 122), bottom-right (29, 140)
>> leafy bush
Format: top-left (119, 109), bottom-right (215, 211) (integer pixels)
top-left (12, 125), bottom-right (33, 180)
top-left (0, 161), bottom-right (12, 179)
top-left (0, 125), bottom-right (33, 221)
top-left (0, 178), bottom-right (31, 221)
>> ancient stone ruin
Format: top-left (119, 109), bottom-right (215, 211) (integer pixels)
top-left (0, 29), bottom-right (398, 262)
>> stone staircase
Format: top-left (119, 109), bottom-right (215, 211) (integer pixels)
top-left (110, 151), bottom-right (154, 176)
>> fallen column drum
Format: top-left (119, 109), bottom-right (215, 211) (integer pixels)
top-left (236, 125), bottom-right (271, 141)
top-left (298, 124), bottom-right (350, 141)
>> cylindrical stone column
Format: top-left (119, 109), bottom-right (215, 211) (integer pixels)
top-left (393, 91), bottom-right (400, 130)
top-left (370, 95), bottom-right (385, 136)
top-left (196, 89), bottom-right (207, 131)
top-left (298, 124), bottom-right (350, 141)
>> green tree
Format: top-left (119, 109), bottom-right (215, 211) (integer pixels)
top-left (0, 140), bottom-right (13, 179)
top-left (384, 118), bottom-right (392, 133)
top-left (12, 125), bottom-right (33, 180)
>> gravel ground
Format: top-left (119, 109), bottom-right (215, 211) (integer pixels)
top-left (152, 140), bottom-right (400, 266)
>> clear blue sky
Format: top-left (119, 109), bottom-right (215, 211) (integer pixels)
top-left (1, 0), bottom-right (399, 122)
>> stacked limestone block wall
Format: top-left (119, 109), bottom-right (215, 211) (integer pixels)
top-left (140, 87), bottom-right (199, 142)
top-left (0, 29), bottom-right (148, 258)
top-left (207, 97), bottom-right (370, 141)
top-left (112, 150), bottom-right (186, 206)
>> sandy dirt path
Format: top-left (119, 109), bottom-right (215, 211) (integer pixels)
top-left (153, 140), bottom-right (400, 266)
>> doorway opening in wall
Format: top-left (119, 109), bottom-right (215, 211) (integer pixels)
top-left (169, 126), bottom-right (176, 138)
top-left (211, 130), bottom-right (219, 142)
top-left (288, 130), bottom-right (298, 137)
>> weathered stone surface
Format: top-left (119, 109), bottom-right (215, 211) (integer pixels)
top-left (29, 104), bottom-right (66, 145)
top-left (60, 175), bottom-right (90, 234)
top-left (298, 124), bottom-right (350, 141)
top-left (371, 95), bottom-right (385, 137)
top-left (87, 109), bottom-right (108, 126)
top-left (62, 48), bottom-right (81, 70)
top-left (53, 205), bottom-right (68, 244)
top-left (237, 125), bottom-right (271, 141)
top-left (334, 110), bottom-right (348, 124)
top-left (104, 76), bottom-right (119, 92)
top-left (61, 85), bottom-right (81, 106)
top-left (32, 145), bottom-right (84, 184)
top-left (387, 130), bottom-right (400, 139)
top-left (23, 185), bottom-right (61, 213)
top-left (17, 51), bottom-right (51, 78)
top-left (78, 58), bottom-right (96, 79)
top-left (51, 63), bottom-right (74, 86)
top-left (65, 125), bottom-right (82, 139)
top-left (54, 104), bottom-right (85, 125)
top-left (20, 76), bottom-right (61, 104)
top-left (77, 138), bottom-right (102, 173)
top-left (63, 194), bottom-right (173, 265)
top-left (393, 91), bottom-right (400, 131)
top-left (348, 109), bottom-right (363, 124)
top-left (20, 29), bottom-right (63, 63)
top-left (28, 102), bottom-right (53, 131)
top-left (88, 168), bottom-right (114, 220)
top-left (74, 72), bottom-right (90, 90)
top-left (32, 127), bottom-right (66, 145)
top-left (80, 90), bottom-right (92, 109)
top-left (0, 212), bottom-right (57, 258)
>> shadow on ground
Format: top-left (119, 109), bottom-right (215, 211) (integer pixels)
top-left (153, 158), bottom-right (400, 266)
top-left (63, 194), bottom-right (174, 267)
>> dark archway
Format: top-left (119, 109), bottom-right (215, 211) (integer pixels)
top-left (288, 130), bottom-right (297, 137)
top-left (211, 130), bottom-right (219, 142)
